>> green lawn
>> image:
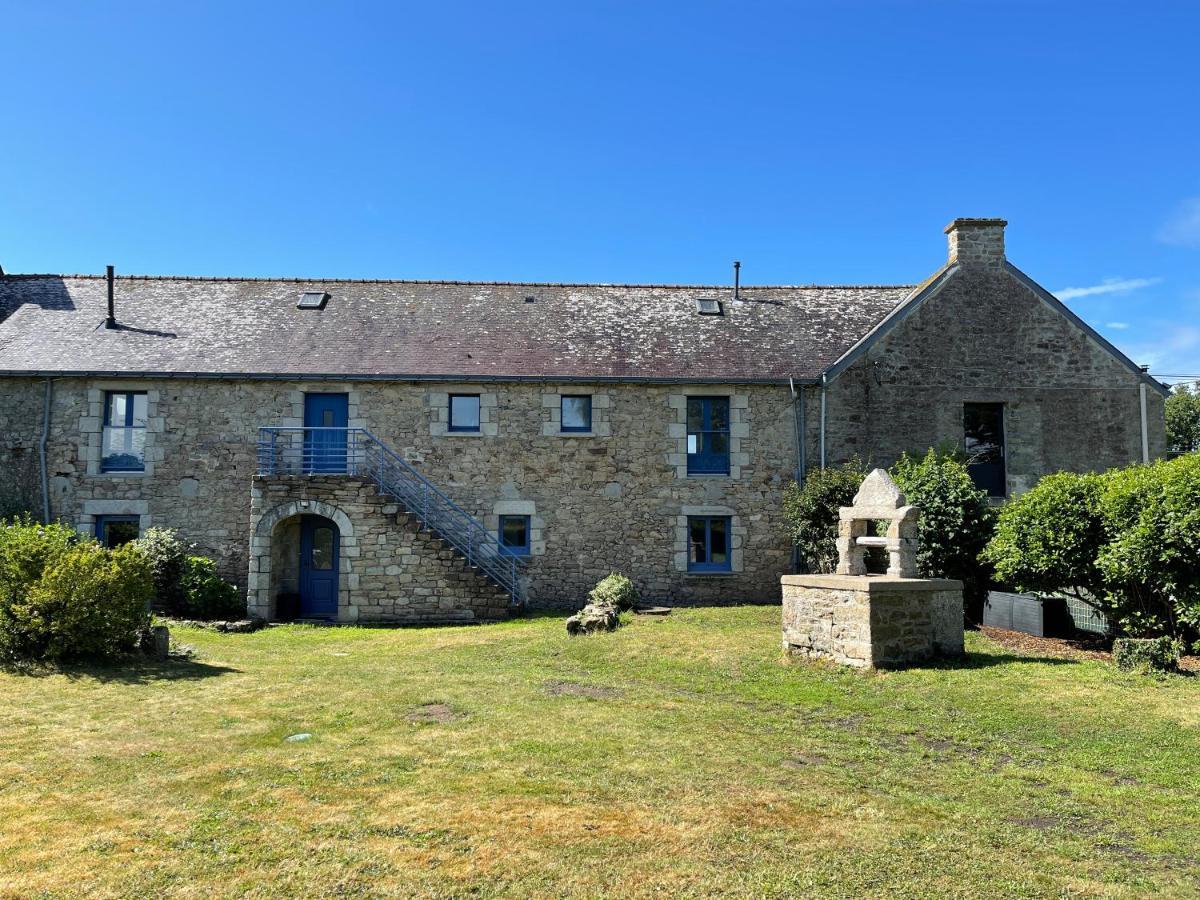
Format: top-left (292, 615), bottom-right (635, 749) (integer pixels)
top-left (1, 607), bottom-right (1197, 898)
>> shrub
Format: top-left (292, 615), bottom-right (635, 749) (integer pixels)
top-left (983, 455), bottom-right (1200, 642)
top-left (0, 517), bottom-right (79, 611)
top-left (889, 449), bottom-right (995, 623)
top-left (1098, 454), bottom-right (1200, 637)
top-left (179, 556), bottom-right (245, 621)
top-left (983, 471), bottom-right (1107, 601)
top-left (131, 527), bottom-right (191, 614)
top-left (0, 541), bottom-right (152, 662)
top-left (1112, 637), bottom-right (1181, 675)
top-left (782, 460), bottom-right (867, 574)
top-left (588, 573), bottom-right (639, 611)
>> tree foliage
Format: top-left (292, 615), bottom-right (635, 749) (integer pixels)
top-left (1165, 382), bottom-right (1200, 454)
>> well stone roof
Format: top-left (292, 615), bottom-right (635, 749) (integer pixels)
top-left (0, 274), bottom-right (914, 382)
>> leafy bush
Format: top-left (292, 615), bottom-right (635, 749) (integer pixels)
top-left (0, 517), bottom-right (79, 611)
top-left (179, 556), bottom-right (245, 621)
top-left (131, 526), bottom-right (191, 613)
top-left (983, 472), bottom-right (1107, 601)
top-left (0, 541), bottom-right (152, 662)
top-left (588, 573), bottom-right (639, 611)
top-left (1097, 454), bottom-right (1200, 637)
top-left (1112, 637), bottom-right (1181, 675)
top-left (890, 449), bottom-right (995, 623)
top-left (984, 454), bottom-right (1200, 641)
top-left (782, 460), bottom-right (866, 574)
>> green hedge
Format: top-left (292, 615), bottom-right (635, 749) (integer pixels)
top-left (984, 454), bottom-right (1200, 642)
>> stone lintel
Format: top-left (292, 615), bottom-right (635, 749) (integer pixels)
top-left (781, 574), bottom-right (964, 593)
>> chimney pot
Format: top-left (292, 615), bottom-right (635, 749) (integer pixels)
top-left (944, 217), bottom-right (1007, 268)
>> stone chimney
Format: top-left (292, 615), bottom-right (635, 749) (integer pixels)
top-left (944, 217), bottom-right (1007, 269)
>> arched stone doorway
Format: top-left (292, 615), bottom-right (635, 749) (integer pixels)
top-left (248, 499), bottom-right (356, 621)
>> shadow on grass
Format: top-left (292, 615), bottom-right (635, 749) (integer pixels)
top-left (889, 649), bottom-right (1079, 672)
top-left (2, 656), bottom-right (240, 684)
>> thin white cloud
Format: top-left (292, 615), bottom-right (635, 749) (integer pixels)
top-left (1054, 277), bottom-right (1162, 301)
top-left (1159, 197), bottom-right (1200, 248)
top-left (1105, 321), bottom-right (1129, 329)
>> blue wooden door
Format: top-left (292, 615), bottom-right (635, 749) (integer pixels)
top-left (303, 393), bottom-right (349, 473)
top-left (299, 516), bottom-right (339, 619)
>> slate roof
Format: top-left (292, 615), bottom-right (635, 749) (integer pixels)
top-left (0, 274), bottom-right (915, 382)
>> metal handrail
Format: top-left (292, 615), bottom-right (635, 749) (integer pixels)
top-left (256, 426), bottom-right (523, 606)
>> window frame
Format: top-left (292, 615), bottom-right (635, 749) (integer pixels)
top-left (686, 396), bottom-right (731, 476)
top-left (687, 515), bottom-right (732, 572)
top-left (963, 402), bottom-right (1007, 498)
top-left (448, 393), bottom-right (482, 433)
top-left (498, 514), bottom-right (531, 556)
top-left (95, 515), bottom-right (140, 548)
top-left (560, 394), bottom-right (593, 433)
top-left (101, 390), bottom-right (148, 473)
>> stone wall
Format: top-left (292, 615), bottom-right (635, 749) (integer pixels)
top-left (250, 476), bottom-right (512, 623)
top-left (781, 574), bottom-right (964, 668)
top-left (0, 376), bottom-right (43, 517)
top-left (0, 376), bottom-right (798, 609)
top-left (814, 264), bottom-right (1166, 494)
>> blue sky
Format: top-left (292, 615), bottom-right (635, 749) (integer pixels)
top-left (2, 1), bottom-right (1197, 380)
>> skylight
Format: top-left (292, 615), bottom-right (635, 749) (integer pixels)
top-left (695, 298), bottom-right (723, 316)
top-left (297, 291), bottom-right (330, 310)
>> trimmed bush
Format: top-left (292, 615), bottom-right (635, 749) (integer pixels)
top-left (132, 527), bottom-right (191, 614)
top-left (983, 471), bottom-right (1107, 601)
top-left (782, 460), bottom-right (867, 574)
top-left (1098, 453), bottom-right (1200, 637)
top-left (890, 449), bottom-right (995, 623)
top-left (1113, 637), bottom-right (1181, 675)
top-left (179, 556), bottom-right (245, 621)
top-left (0, 541), bottom-right (152, 662)
top-left (983, 454), bottom-right (1200, 643)
top-left (588, 573), bottom-right (639, 612)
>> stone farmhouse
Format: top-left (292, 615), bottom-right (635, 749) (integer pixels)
top-left (0, 219), bottom-right (1168, 622)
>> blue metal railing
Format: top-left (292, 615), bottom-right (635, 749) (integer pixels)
top-left (257, 427), bottom-right (523, 606)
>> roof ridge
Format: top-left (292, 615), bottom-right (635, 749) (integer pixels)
top-left (0, 273), bottom-right (915, 290)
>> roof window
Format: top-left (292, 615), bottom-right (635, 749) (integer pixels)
top-left (297, 290), bottom-right (330, 310)
top-left (695, 298), bottom-right (723, 316)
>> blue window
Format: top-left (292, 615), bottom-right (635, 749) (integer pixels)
top-left (449, 394), bottom-right (481, 432)
top-left (561, 395), bottom-right (592, 432)
top-left (498, 515), bottom-right (530, 556)
top-left (686, 396), bottom-right (730, 475)
top-left (101, 391), bottom-right (148, 472)
top-left (688, 516), bottom-right (731, 572)
top-left (95, 515), bottom-right (140, 548)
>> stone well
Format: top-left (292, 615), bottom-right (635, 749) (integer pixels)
top-left (782, 470), bottom-right (964, 669)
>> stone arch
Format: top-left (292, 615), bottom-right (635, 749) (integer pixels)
top-left (248, 499), bottom-right (358, 621)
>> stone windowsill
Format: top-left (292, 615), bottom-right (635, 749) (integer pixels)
top-left (684, 571), bottom-right (739, 578)
top-left (91, 471), bottom-right (149, 479)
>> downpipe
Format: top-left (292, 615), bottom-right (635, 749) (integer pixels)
top-left (39, 378), bottom-right (53, 524)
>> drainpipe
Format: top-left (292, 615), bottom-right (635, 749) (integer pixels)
top-left (39, 378), bottom-right (53, 523)
top-left (819, 374), bottom-right (827, 469)
top-left (1139, 382), bottom-right (1149, 464)
top-left (789, 378), bottom-right (805, 484)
